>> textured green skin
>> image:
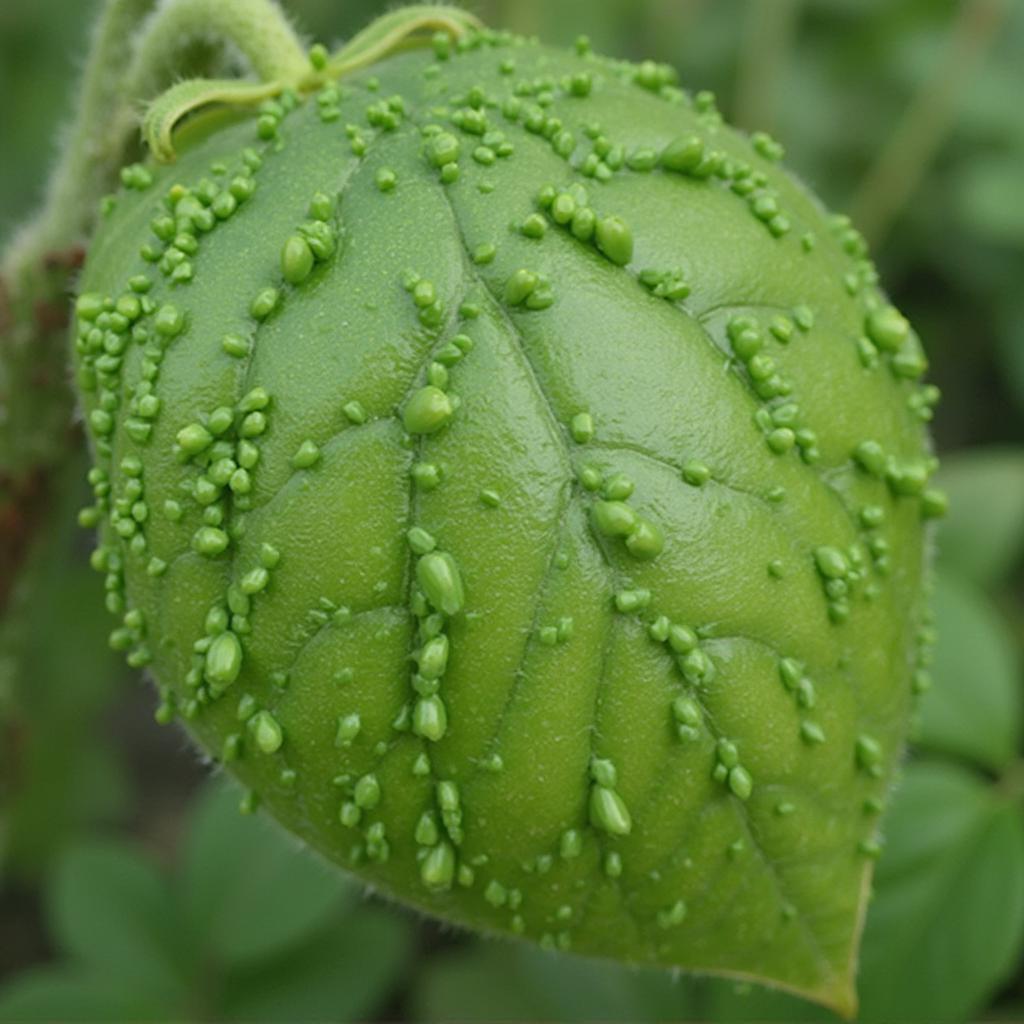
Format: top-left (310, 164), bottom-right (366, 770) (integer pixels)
top-left (74, 36), bottom-right (935, 1014)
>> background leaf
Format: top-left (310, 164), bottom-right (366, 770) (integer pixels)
top-left (47, 840), bottom-right (186, 1003)
top-left (220, 905), bottom-right (412, 1022)
top-left (412, 940), bottom-right (698, 1022)
top-left (915, 572), bottom-right (1022, 771)
top-left (952, 152), bottom-right (1024, 246)
top-left (0, 969), bottom-right (166, 1023)
top-left (699, 977), bottom-right (836, 1023)
top-left (857, 760), bottom-right (1024, 1023)
top-left (934, 449), bottom-right (1024, 586)
top-left (995, 295), bottom-right (1024, 412)
top-left (179, 779), bottom-right (354, 967)
top-left (0, 458), bottom-right (131, 879)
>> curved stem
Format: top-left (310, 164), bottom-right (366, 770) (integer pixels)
top-left (1, 0), bottom-right (165, 625)
top-left (2, 0), bottom-right (162, 496)
top-left (124, 0), bottom-right (308, 103)
top-left (2, 0), bottom-right (478, 627)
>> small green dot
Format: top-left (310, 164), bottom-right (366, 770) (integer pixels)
top-left (591, 500), bottom-right (637, 538)
top-left (504, 269), bottom-right (538, 306)
top-left (571, 412), bottom-right (594, 443)
top-left (921, 489), bottom-right (948, 520)
top-left (589, 785), bottom-right (632, 836)
top-left (420, 842), bottom-right (455, 890)
top-left (594, 215), bottom-right (634, 266)
top-left (800, 720), bottom-right (826, 745)
top-left (417, 551), bottom-right (464, 616)
top-left (205, 631), bottom-right (242, 692)
top-left (154, 305), bottom-right (185, 338)
top-left (625, 518), bottom-right (664, 560)
top-left (404, 386), bottom-right (453, 435)
top-left (682, 460), bottom-right (710, 487)
top-left (376, 167), bottom-right (397, 192)
top-left (661, 135), bottom-right (704, 174)
top-left (865, 305), bottom-right (909, 352)
top-left (291, 439), bottom-right (321, 469)
top-left (728, 765), bottom-right (753, 800)
top-left (814, 546), bottom-right (848, 580)
top-left (177, 423), bottom-right (213, 456)
top-left (250, 287), bottom-right (280, 320)
top-left (427, 132), bottom-right (460, 168)
top-left (281, 235), bottom-right (315, 285)
top-left (222, 333), bottom-right (249, 358)
top-left (193, 526), bottom-right (229, 557)
top-left (250, 710), bottom-right (283, 753)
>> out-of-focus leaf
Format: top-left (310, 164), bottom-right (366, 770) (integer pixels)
top-left (700, 977), bottom-right (836, 1022)
top-left (858, 761), bottom-right (1024, 1023)
top-left (953, 153), bottom-right (1024, 246)
top-left (2, 780), bottom-right (410, 1022)
top-left (47, 840), bottom-right (186, 1002)
top-left (915, 572), bottom-right (1021, 771)
top-left (180, 779), bottom-right (353, 967)
top-left (934, 448), bottom-right (1024, 585)
top-left (995, 292), bottom-right (1024, 410)
top-left (220, 905), bottom-right (412, 1022)
top-left (1, 457), bottom-right (130, 878)
top-left (955, 60), bottom-right (1024, 146)
top-left (412, 940), bottom-right (698, 1022)
top-left (0, 969), bottom-right (165, 1023)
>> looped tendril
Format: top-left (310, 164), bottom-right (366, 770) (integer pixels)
top-left (323, 5), bottom-right (484, 78)
top-left (140, 2), bottom-right (484, 162)
top-left (143, 78), bottom-right (283, 163)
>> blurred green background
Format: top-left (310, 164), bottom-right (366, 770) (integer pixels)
top-left (1, 0), bottom-right (1023, 1021)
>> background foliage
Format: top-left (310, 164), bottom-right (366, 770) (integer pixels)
top-left (1, 0), bottom-right (1023, 1020)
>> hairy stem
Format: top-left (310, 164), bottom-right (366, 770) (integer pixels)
top-left (3, 0), bottom-right (158, 274)
top-left (125, 0), bottom-right (309, 101)
top-left (0, 0), bottom-right (299, 621)
top-left (849, 0), bottom-right (1011, 247)
top-left (1, 0), bottom-right (480, 612)
top-left (1, 0), bottom-right (164, 612)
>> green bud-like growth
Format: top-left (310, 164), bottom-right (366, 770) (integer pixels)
top-left (71, 19), bottom-right (943, 1016)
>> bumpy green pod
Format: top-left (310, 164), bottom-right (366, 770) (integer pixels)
top-left (72, 26), bottom-right (943, 1015)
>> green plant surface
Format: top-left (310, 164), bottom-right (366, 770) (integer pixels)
top-left (68, 20), bottom-right (944, 1013)
top-left (0, 780), bottom-right (413, 1022)
top-left (408, 508), bottom-right (1024, 1023)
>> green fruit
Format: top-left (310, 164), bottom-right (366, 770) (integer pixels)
top-left (72, 23), bottom-right (943, 1014)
